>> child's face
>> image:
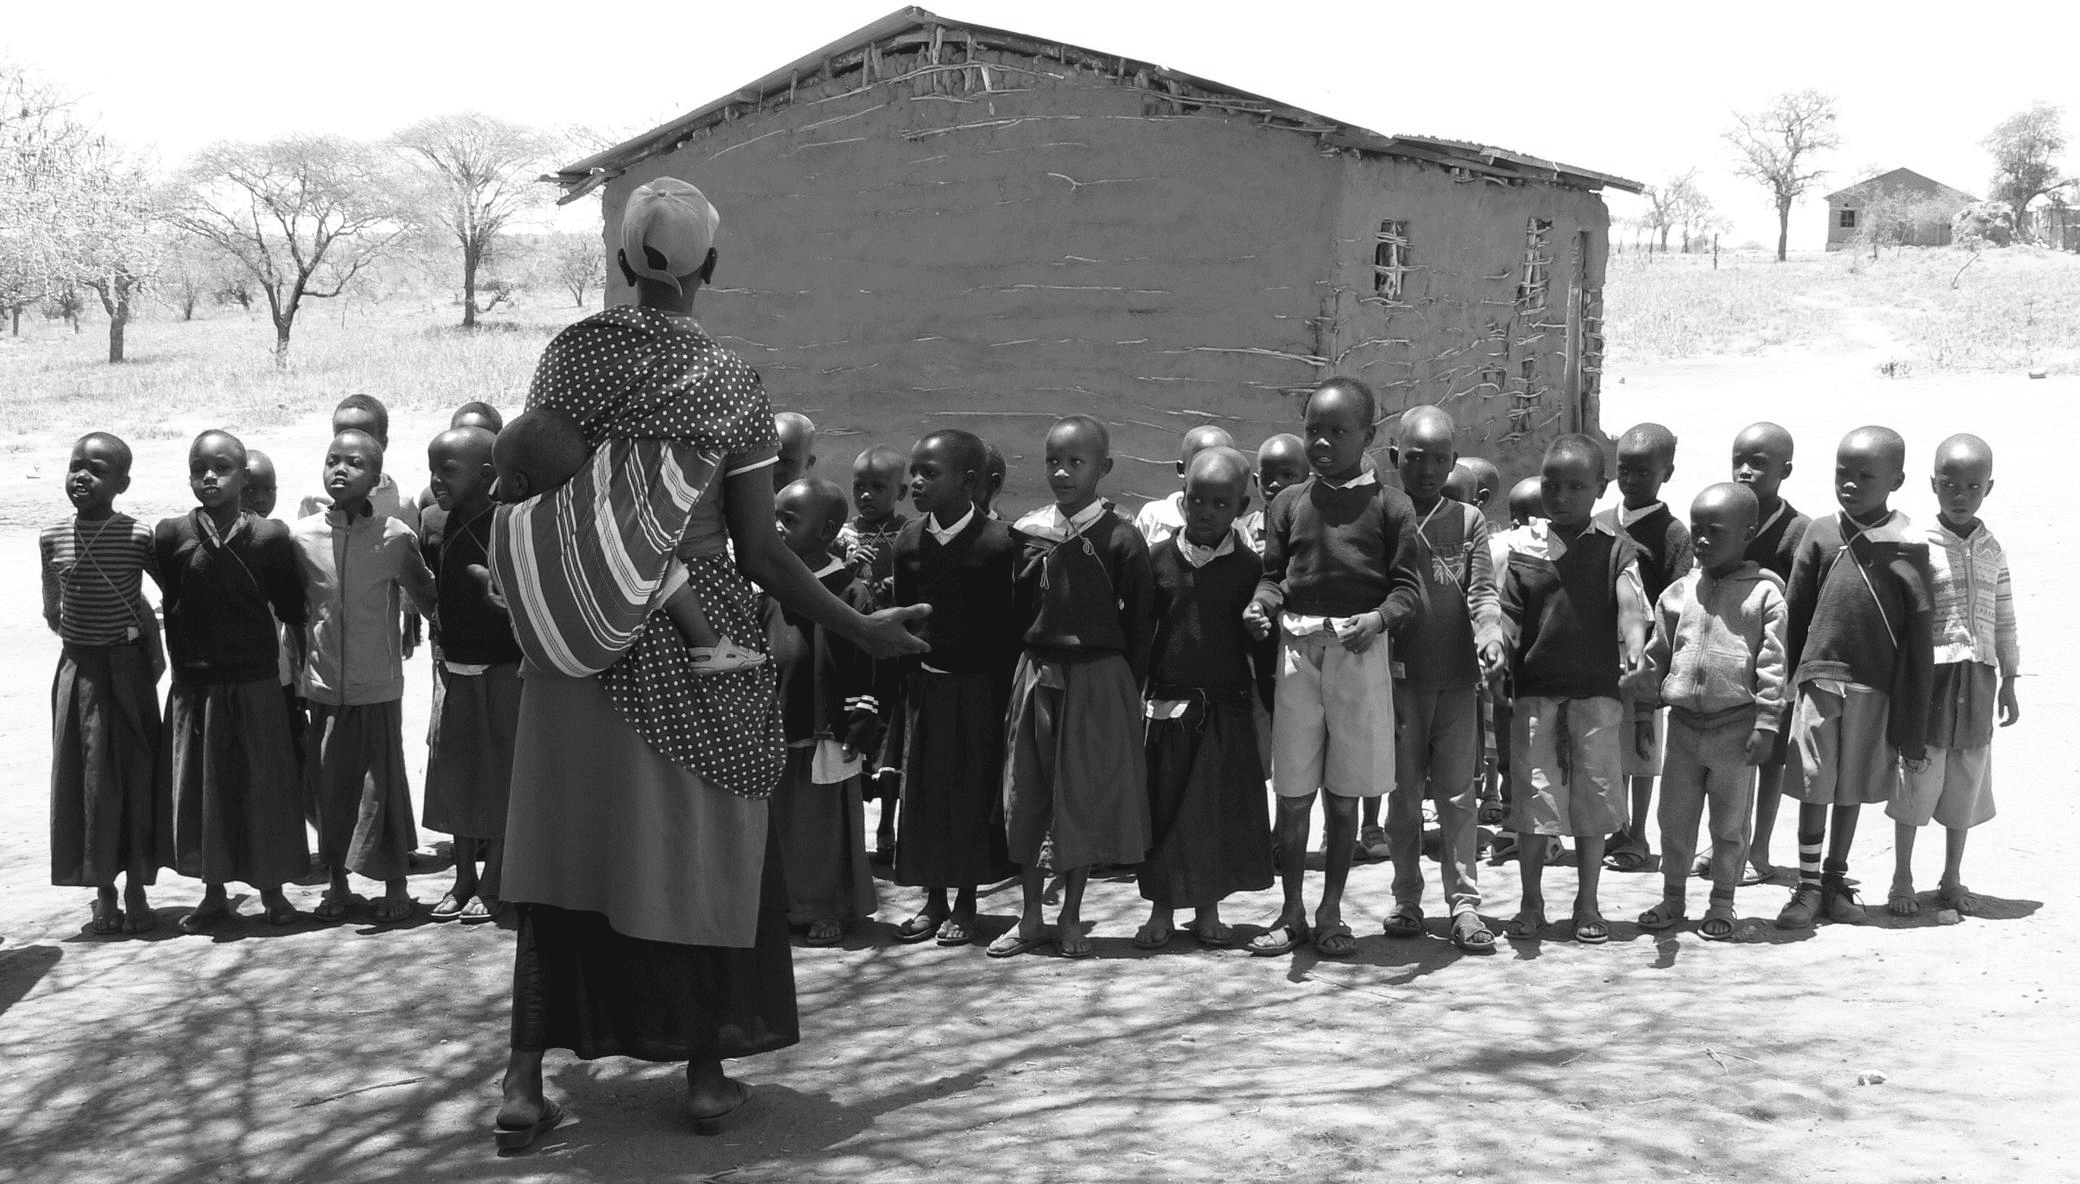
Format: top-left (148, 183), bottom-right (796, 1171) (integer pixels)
top-left (852, 461), bottom-right (905, 523)
top-left (67, 439), bottom-right (129, 516)
top-left (908, 440), bottom-right (975, 522)
top-left (428, 439), bottom-right (491, 512)
top-left (1539, 452), bottom-right (1605, 528)
top-left (190, 435), bottom-right (247, 513)
top-left (1731, 432), bottom-right (1793, 503)
top-left (1257, 451), bottom-right (1308, 505)
top-left (774, 485), bottom-right (836, 561)
top-left (1302, 392), bottom-right (1373, 480)
top-left (1833, 439), bottom-right (1903, 520)
top-left (1614, 443), bottom-right (1672, 509)
top-left (324, 433), bottom-right (382, 508)
top-left (1931, 452), bottom-right (1993, 526)
top-left (1181, 469), bottom-right (1248, 547)
top-left (1690, 495), bottom-right (1757, 576)
top-left (1394, 428), bottom-right (1456, 506)
top-left (1044, 423), bottom-right (1110, 513)
top-left (241, 459), bottom-right (278, 517)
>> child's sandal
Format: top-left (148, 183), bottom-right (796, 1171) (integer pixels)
top-left (688, 635), bottom-right (766, 675)
top-left (1697, 906), bottom-right (1738, 941)
top-left (1637, 900), bottom-right (1687, 931)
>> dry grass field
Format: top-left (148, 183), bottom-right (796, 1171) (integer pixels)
top-left (0, 253), bottom-right (2075, 1183)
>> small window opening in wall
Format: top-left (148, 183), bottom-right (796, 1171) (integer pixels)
top-left (1839, 208), bottom-right (1858, 229)
top-left (1373, 220), bottom-right (1410, 299)
top-left (1517, 218), bottom-right (1552, 309)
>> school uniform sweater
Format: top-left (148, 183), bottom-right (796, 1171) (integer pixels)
top-left (1500, 517), bottom-right (1642, 701)
top-left (423, 505), bottom-right (521, 667)
top-left (1642, 562), bottom-right (1788, 728)
top-left (151, 511), bottom-right (308, 685)
top-left (1783, 510), bottom-right (1935, 753)
top-left (838, 512), bottom-right (909, 609)
top-left (1013, 504), bottom-right (1155, 687)
top-left (1604, 501), bottom-right (1694, 609)
top-left (291, 505), bottom-right (435, 706)
top-left (1745, 499), bottom-right (1810, 582)
top-left (892, 509), bottom-right (1020, 679)
top-left (1253, 475), bottom-right (1424, 629)
top-left (772, 563), bottom-right (885, 752)
top-left (1393, 498), bottom-right (1500, 688)
top-left (1147, 536), bottom-right (1261, 697)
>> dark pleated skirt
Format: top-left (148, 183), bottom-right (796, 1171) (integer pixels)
top-left (1138, 694), bottom-right (1276, 906)
top-left (770, 747), bottom-right (876, 923)
top-left (306, 700), bottom-right (417, 881)
top-left (422, 663), bottom-right (521, 841)
top-left (895, 670), bottom-right (1014, 888)
top-left (51, 643), bottom-right (170, 887)
top-left (1003, 652), bottom-right (1151, 871)
top-left (166, 677), bottom-right (308, 888)
top-left (509, 822), bottom-right (800, 1063)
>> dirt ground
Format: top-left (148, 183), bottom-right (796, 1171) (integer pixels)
top-left (0, 315), bottom-right (2074, 1183)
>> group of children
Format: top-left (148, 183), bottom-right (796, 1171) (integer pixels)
top-left (44, 378), bottom-right (2020, 955)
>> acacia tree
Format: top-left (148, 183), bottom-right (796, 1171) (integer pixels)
top-left (548, 232), bottom-right (606, 306)
top-left (395, 113), bottom-right (552, 328)
top-left (46, 136), bottom-right (163, 362)
top-left (1985, 103), bottom-right (2066, 241)
top-left (0, 62), bottom-right (83, 334)
top-left (1726, 89), bottom-right (1841, 262)
top-left (169, 136), bottom-right (408, 365)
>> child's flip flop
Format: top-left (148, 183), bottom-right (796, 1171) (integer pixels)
top-left (494, 1098), bottom-right (565, 1152)
top-left (985, 928), bottom-right (1052, 959)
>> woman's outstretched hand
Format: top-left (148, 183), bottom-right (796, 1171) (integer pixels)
top-left (855, 604), bottom-right (932, 659)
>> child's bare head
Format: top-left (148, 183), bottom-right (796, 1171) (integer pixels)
top-left (1044, 415), bottom-right (1112, 513)
top-left (429, 426), bottom-right (498, 514)
top-left (189, 430), bottom-right (248, 515)
top-left (1391, 404), bottom-right (1457, 506)
top-left (242, 448), bottom-right (278, 517)
top-left (1455, 457), bottom-right (1502, 511)
top-left (775, 477), bottom-right (850, 563)
top-left (67, 432), bottom-right (133, 516)
top-left (774, 412), bottom-right (817, 489)
top-left (1689, 482), bottom-right (1760, 577)
top-left (332, 393), bottom-right (390, 447)
top-left (1615, 422), bottom-right (1677, 509)
top-left (1931, 433), bottom-right (1995, 528)
top-left (851, 445), bottom-right (909, 524)
top-left (1539, 433), bottom-right (1607, 528)
top-left (493, 408), bottom-right (589, 504)
top-left (1255, 433), bottom-right (1308, 504)
top-left (909, 430), bottom-right (986, 522)
top-left (324, 430), bottom-right (385, 512)
top-left (982, 441), bottom-right (1007, 513)
top-left (1302, 378), bottom-right (1376, 481)
top-left (1181, 446), bottom-right (1252, 547)
top-left (1175, 424), bottom-right (1235, 477)
top-left (1731, 421), bottom-right (1795, 504)
top-left (451, 401), bottom-right (505, 434)
top-left (1835, 426), bottom-right (1906, 520)
top-left (1507, 475), bottom-right (1544, 526)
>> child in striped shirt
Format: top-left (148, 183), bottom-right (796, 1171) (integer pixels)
top-left (42, 432), bottom-right (168, 935)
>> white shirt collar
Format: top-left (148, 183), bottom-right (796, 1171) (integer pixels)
top-left (1619, 500), bottom-right (1664, 527)
top-left (809, 555), bottom-right (846, 580)
top-left (1321, 469), bottom-right (1378, 491)
top-left (1015, 498), bottom-right (1108, 543)
top-left (926, 506), bottom-right (976, 545)
top-left (1176, 526), bottom-right (1239, 569)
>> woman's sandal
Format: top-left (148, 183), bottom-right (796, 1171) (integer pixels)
top-left (1697, 906), bottom-right (1738, 941)
top-left (494, 1098), bottom-right (565, 1152)
top-left (1382, 903), bottom-right (1425, 939)
top-left (688, 636), bottom-right (767, 675)
top-left (1637, 900), bottom-right (1687, 931)
top-left (1449, 911), bottom-right (1497, 954)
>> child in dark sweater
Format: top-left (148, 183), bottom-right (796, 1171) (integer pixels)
top-left (1132, 447), bottom-right (1274, 950)
top-left (1243, 379), bottom-right (1423, 959)
top-left (767, 477), bottom-right (885, 945)
top-left (1731, 421), bottom-right (1811, 881)
top-left (1602, 423), bottom-right (1695, 875)
top-left (891, 431), bottom-right (1020, 947)
top-left (991, 416), bottom-right (1155, 960)
top-left (838, 444), bottom-right (912, 862)
top-left (1499, 434), bottom-right (1648, 944)
top-left (154, 431), bottom-right (311, 931)
top-left (43, 432), bottom-right (168, 934)
top-left (1777, 426), bottom-right (1935, 929)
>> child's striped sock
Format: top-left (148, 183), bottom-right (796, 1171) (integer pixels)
top-left (1798, 828), bottom-right (1825, 890)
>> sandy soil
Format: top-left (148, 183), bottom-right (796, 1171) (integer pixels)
top-left (0, 333), bottom-right (2073, 1183)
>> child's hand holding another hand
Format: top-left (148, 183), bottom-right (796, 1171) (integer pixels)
top-left (1242, 599), bottom-right (1272, 641)
top-left (1332, 611), bottom-right (1384, 654)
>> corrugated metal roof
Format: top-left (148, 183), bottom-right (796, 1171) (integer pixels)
top-left (549, 6), bottom-right (1643, 202)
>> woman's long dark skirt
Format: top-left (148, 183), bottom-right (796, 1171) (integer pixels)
top-left (510, 823), bottom-right (799, 1063)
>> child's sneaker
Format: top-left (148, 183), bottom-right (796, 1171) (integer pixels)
top-left (688, 634), bottom-right (766, 675)
top-left (1822, 882), bottom-right (1865, 925)
top-left (1776, 885), bottom-right (1822, 930)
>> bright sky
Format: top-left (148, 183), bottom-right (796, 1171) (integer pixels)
top-left (8, 0), bottom-right (2078, 248)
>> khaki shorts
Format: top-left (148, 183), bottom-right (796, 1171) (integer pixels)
top-left (1785, 685), bottom-right (1899, 807)
top-left (1509, 695), bottom-right (1628, 837)
top-left (1272, 627), bottom-right (1395, 799)
top-left (1888, 745), bottom-right (1995, 829)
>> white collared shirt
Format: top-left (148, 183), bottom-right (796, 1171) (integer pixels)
top-left (1014, 498), bottom-right (1109, 544)
top-left (1133, 491), bottom-right (1187, 546)
top-left (1618, 500), bottom-right (1664, 528)
top-left (808, 555), bottom-right (846, 580)
top-left (926, 506), bottom-right (975, 546)
top-left (1175, 526), bottom-right (1239, 569)
top-left (1321, 468), bottom-right (1379, 491)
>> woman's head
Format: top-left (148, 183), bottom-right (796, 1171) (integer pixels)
top-left (618, 179), bottom-right (721, 306)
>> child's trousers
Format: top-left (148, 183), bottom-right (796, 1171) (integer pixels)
top-left (1657, 705), bottom-right (1758, 899)
top-left (1388, 680), bottom-right (1480, 914)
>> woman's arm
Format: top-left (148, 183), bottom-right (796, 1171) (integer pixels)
top-left (723, 467), bottom-right (929, 660)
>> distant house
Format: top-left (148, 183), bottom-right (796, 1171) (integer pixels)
top-left (551, 7), bottom-right (1642, 502)
top-left (1824, 168), bottom-right (1976, 251)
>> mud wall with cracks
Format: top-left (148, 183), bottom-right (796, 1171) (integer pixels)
top-left (598, 40), bottom-right (1612, 507)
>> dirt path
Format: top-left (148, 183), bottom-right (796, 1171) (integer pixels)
top-left (0, 356), bottom-right (2073, 1182)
